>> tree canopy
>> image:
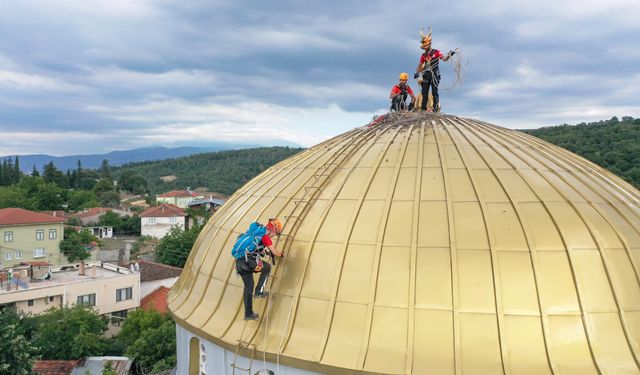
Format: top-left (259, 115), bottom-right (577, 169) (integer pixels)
top-left (114, 146), bottom-right (303, 195)
top-left (0, 308), bottom-right (37, 375)
top-left (156, 223), bottom-right (204, 267)
top-left (31, 305), bottom-right (108, 360)
top-left (522, 116), bottom-right (640, 189)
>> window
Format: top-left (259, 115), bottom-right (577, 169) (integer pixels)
top-left (116, 287), bottom-right (133, 302)
top-left (33, 248), bottom-right (45, 258)
top-left (77, 293), bottom-right (96, 306)
top-left (49, 296), bottom-right (55, 302)
top-left (148, 217), bottom-right (156, 225)
top-left (200, 343), bottom-right (207, 375)
top-left (15, 251), bottom-right (21, 260)
top-left (27, 299), bottom-right (34, 307)
top-left (36, 230), bottom-right (44, 241)
top-left (5, 251), bottom-right (13, 261)
top-left (4, 231), bottom-right (13, 243)
top-left (170, 217), bottom-right (177, 224)
top-left (49, 229), bottom-right (57, 240)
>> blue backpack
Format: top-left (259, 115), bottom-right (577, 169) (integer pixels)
top-left (231, 222), bottom-right (267, 259)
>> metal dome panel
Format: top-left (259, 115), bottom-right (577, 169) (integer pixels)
top-left (169, 113), bottom-right (640, 374)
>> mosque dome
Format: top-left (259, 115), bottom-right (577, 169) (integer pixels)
top-left (169, 112), bottom-right (640, 374)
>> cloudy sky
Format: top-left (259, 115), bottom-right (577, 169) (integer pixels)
top-left (1, 0), bottom-right (639, 156)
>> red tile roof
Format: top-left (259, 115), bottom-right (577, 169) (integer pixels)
top-left (68, 207), bottom-right (112, 219)
top-left (0, 208), bottom-right (65, 226)
top-left (33, 360), bottom-right (81, 375)
top-left (140, 286), bottom-right (170, 314)
top-left (40, 210), bottom-right (68, 219)
top-left (139, 204), bottom-right (186, 218)
top-left (157, 190), bottom-right (199, 198)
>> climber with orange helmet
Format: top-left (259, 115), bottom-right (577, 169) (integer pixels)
top-left (233, 218), bottom-right (284, 320)
top-left (390, 72), bottom-right (416, 112)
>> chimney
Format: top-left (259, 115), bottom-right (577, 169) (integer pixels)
top-left (79, 261), bottom-right (85, 276)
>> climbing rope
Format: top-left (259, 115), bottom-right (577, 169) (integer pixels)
top-left (419, 47), bottom-right (467, 90)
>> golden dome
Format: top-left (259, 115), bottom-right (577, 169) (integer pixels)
top-left (169, 113), bottom-right (640, 374)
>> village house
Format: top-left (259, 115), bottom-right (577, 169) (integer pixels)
top-left (0, 260), bottom-right (140, 335)
top-left (156, 189), bottom-right (203, 209)
top-left (139, 204), bottom-right (187, 239)
top-left (0, 208), bottom-right (66, 266)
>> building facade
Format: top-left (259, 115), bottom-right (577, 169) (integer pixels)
top-left (0, 208), bottom-right (65, 267)
top-left (0, 261), bottom-right (139, 320)
top-left (139, 204), bottom-right (187, 238)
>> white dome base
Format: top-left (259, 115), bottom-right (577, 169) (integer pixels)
top-left (176, 324), bottom-right (321, 375)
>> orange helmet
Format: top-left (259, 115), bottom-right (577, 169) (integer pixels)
top-left (266, 218), bottom-right (283, 235)
top-left (399, 72), bottom-right (409, 80)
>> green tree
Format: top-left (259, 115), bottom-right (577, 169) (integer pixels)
top-left (59, 228), bottom-right (97, 262)
top-left (125, 319), bottom-right (176, 374)
top-left (32, 305), bottom-right (108, 360)
top-left (155, 223), bottom-right (203, 267)
top-left (117, 170), bottom-right (148, 194)
top-left (99, 191), bottom-right (121, 208)
top-left (14, 156), bottom-right (21, 183)
top-left (0, 308), bottom-right (37, 375)
top-left (93, 178), bottom-right (114, 196)
top-left (97, 211), bottom-right (123, 227)
top-left (32, 183), bottom-right (67, 211)
top-left (119, 215), bottom-right (141, 236)
top-left (99, 159), bottom-right (112, 180)
top-left (117, 309), bottom-right (168, 348)
top-left (0, 186), bottom-right (31, 209)
top-left (42, 161), bottom-right (67, 188)
top-left (523, 116), bottom-right (640, 189)
top-left (67, 190), bottom-right (99, 211)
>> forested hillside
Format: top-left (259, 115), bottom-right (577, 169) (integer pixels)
top-left (521, 116), bottom-right (640, 189)
top-left (114, 146), bottom-right (304, 195)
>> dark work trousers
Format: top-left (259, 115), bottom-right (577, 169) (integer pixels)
top-left (238, 260), bottom-right (271, 317)
top-left (390, 94), bottom-right (415, 112)
top-left (421, 71), bottom-right (441, 111)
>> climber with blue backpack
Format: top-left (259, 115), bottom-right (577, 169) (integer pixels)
top-left (231, 218), bottom-right (284, 320)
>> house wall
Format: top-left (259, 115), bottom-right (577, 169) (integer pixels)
top-left (176, 325), bottom-right (318, 375)
top-left (0, 266), bottom-right (140, 316)
top-left (141, 216), bottom-right (186, 238)
top-left (0, 222), bottom-right (64, 266)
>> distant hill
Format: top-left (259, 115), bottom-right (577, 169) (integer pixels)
top-left (5, 141), bottom-right (303, 174)
top-left (521, 116), bottom-right (640, 189)
top-left (114, 146), bottom-right (305, 195)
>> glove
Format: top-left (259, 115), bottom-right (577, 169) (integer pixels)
top-left (449, 50), bottom-right (456, 56)
top-left (413, 72), bottom-right (419, 79)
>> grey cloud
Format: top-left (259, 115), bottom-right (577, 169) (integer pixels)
top-left (0, 0), bottom-right (638, 155)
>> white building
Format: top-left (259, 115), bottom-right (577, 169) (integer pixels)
top-left (139, 204), bottom-right (187, 239)
top-left (0, 261), bottom-right (139, 332)
top-left (86, 226), bottom-right (114, 239)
